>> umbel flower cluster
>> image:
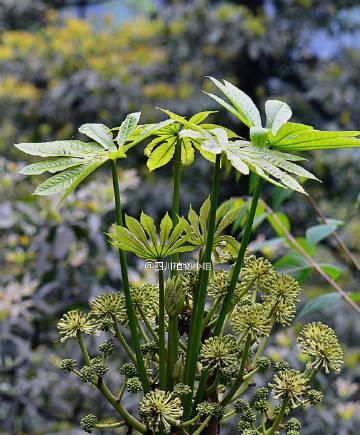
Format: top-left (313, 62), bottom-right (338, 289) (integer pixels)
top-left (16, 78), bottom-right (358, 434)
top-left (56, 251), bottom-right (343, 434)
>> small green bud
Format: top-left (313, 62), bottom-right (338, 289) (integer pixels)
top-left (196, 402), bottom-right (224, 417)
top-left (127, 377), bottom-right (143, 393)
top-left (80, 414), bottom-right (98, 433)
top-left (60, 358), bottom-right (77, 373)
top-left (252, 398), bottom-right (268, 413)
top-left (99, 339), bottom-right (114, 355)
top-left (253, 387), bottom-right (269, 401)
top-left (172, 358), bottom-right (185, 384)
top-left (237, 419), bottom-right (252, 432)
top-left (79, 366), bottom-right (95, 383)
top-left (165, 277), bottom-right (186, 317)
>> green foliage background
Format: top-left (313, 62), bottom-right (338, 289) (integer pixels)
top-left (0, 1), bottom-right (359, 434)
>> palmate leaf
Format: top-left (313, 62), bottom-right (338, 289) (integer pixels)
top-left (16, 114), bottom-right (173, 204)
top-left (109, 212), bottom-right (194, 260)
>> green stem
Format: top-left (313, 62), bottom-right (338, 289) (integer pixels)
top-left (77, 332), bottom-right (91, 366)
top-left (167, 137), bottom-right (182, 390)
top-left (183, 154), bottom-right (221, 418)
top-left (266, 398), bottom-right (289, 435)
top-left (181, 415), bottom-right (201, 428)
top-left (97, 380), bottom-right (146, 433)
top-left (206, 371), bottom-right (221, 395)
top-left (138, 306), bottom-right (159, 343)
top-left (95, 421), bottom-right (126, 429)
top-left (219, 409), bottom-right (236, 423)
top-left (111, 160), bottom-right (149, 393)
top-left (158, 268), bottom-right (166, 389)
top-left (202, 297), bottom-right (222, 332)
top-left (214, 176), bottom-right (262, 336)
top-left (112, 317), bottom-right (137, 365)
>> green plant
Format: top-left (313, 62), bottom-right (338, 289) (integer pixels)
top-left (16, 78), bottom-right (359, 434)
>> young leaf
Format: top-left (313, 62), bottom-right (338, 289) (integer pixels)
top-left (159, 213), bottom-right (173, 249)
top-left (189, 111), bottom-right (217, 125)
top-left (140, 212), bottom-right (158, 248)
top-left (297, 293), bottom-right (342, 319)
top-left (78, 124), bottom-right (116, 151)
top-left (116, 112), bottom-right (141, 147)
top-left (125, 215), bottom-right (149, 245)
top-left (265, 100), bottom-right (292, 135)
top-left (147, 139), bottom-right (176, 171)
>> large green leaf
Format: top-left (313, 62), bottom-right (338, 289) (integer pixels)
top-left (15, 140), bottom-right (104, 157)
top-left (78, 124), bottom-right (116, 151)
top-left (20, 157), bottom-right (85, 175)
top-left (116, 112), bottom-right (141, 147)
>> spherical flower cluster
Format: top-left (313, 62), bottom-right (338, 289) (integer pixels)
top-left (99, 339), bottom-right (114, 356)
top-left (172, 383), bottom-right (192, 398)
top-left (273, 361), bottom-right (291, 372)
top-left (90, 292), bottom-right (124, 328)
top-left (127, 377), bottom-right (143, 393)
top-left (231, 303), bottom-right (271, 341)
top-left (126, 283), bottom-right (159, 320)
top-left (266, 274), bottom-right (301, 305)
top-left (269, 369), bottom-right (309, 408)
top-left (208, 269), bottom-right (230, 299)
top-left (267, 299), bottom-right (297, 326)
top-left (234, 399), bottom-right (250, 414)
top-left (256, 356), bottom-right (271, 371)
top-left (240, 254), bottom-right (277, 293)
top-left (165, 277), bottom-right (186, 317)
top-left (285, 417), bottom-right (301, 433)
top-left (178, 271), bottom-right (198, 295)
top-left (139, 389), bottom-right (183, 433)
top-left (297, 322), bottom-right (343, 374)
top-left (200, 335), bottom-right (240, 374)
top-left (80, 414), bottom-right (98, 433)
top-left (196, 401), bottom-right (225, 417)
top-left (120, 362), bottom-right (139, 378)
top-left (90, 357), bottom-right (108, 377)
top-left (79, 366), bottom-right (96, 383)
top-left (60, 358), bottom-right (77, 373)
top-left (57, 310), bottom-right (98, 342)
top-left (306, 389), bottom-right (323, 406)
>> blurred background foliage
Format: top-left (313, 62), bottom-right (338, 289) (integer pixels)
top-left (0, 0), bottom-right (359, 433)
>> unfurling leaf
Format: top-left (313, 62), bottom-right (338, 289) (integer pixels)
top-left (78, 124), bottom-right (116, 151)
top-left (116, 112), bottom-right (141, 147)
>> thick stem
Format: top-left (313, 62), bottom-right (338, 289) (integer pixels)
top-left (158, 268), bottom-right (166, 389)
top-left (183, 155), bottom-right (221, 418)
top-left (77, 332), bottom-right (91, 366)
top-left (194, 178), bottom-right (262, 407)
top-left (167, 137), bottom-right (182, 389)
top-left (111, 160), bottom-right (150, 392)
top-left (214, 176), bottom-right (262, 336)
top-left (193, 415), bottom-right (212, 435)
